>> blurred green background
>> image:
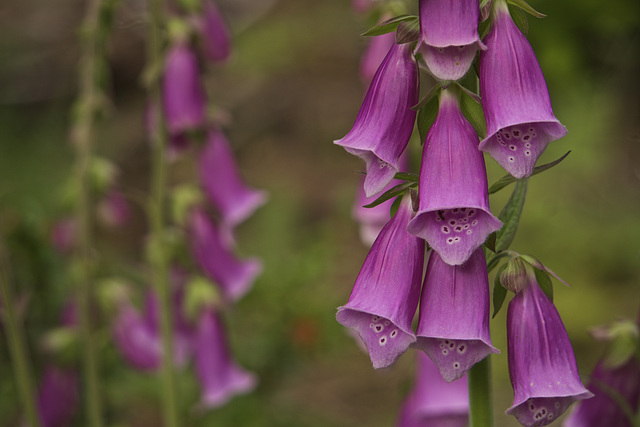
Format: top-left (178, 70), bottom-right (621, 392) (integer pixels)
top-left (0, 0), bottom-right (639, 425)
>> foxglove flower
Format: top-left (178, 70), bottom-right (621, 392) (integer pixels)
top-left (564, 357), bottom-right (640, 427)
top-left (188, 207), bottom-right (262, 301)
top-left (397, 352), bottom-right (469, 427)
top-left (163, 42), bottom-right (207, 135)
top-left (50, 217), bottom-right (76, 254)
top-left (479, 0), bottom-right (567, 178)
top-left (335, 42), bottom-right (418, 197)
top-left (97, 190), bottom-right (131, 228)
top-left (407, 89), bottom-right (501, 266)
top-left (337, 195), bottom-right (425, 369)
top-left (34, 366), bottom-right (78, 427)
top-left (352, 0), bottom-right (372, 14)
top-left (413, 249), bottom-right (498, 382)
top-left (359, 31), bottom-right (396, 84)
top-left (199, 129), bottom-right (267, 230)
top-left (198, 0), bottom-right (232, 63)
top-left (507, 278), bottom-right (592, 426)
top-left (418, 0), bottom-right (485, 81)
top-left (195, 309), bottom-right (257, 408)
top-left (145, 103), bottom-right (192, 160)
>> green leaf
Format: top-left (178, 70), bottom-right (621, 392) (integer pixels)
top-left (492, 263), bottom-right (508, 318)
top-left (507, 0), bottom-right (546, 18)
top-left (534, 268), bottom-right (553, 301)
top-left (603, 321), bottom-right (640, 368)
top-left (395, 20), bottom-right (420, 44)
top-left (363, 182), bottom-right (415, 208)
top-left (390, 195), bottom-right (403, 217)
top-left (460, 88), bottom-right (487, 138)
top-left (484, 232), bottom-right (497, 253)
top-left (488, 151), bottom-right (571, 194)
top-left (361, 15), bottom-right (418, 37)
top-left (496, 178), bottom-right (528, 252)
top-left (508, 3), bottom-right (529, 35)
top-left (486, 251), bottom-right (510, 273)
top-left (393, 172), bottom-right (419, 182)
top-left (417, 95), bottom-right (440, 144)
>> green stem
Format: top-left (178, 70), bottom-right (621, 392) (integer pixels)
top-left (0, 244), bottom-right (41, 427)
top-left (468, 357), bottom-right (495, 427)
top-left (147, 0), bottom-right (179, 425)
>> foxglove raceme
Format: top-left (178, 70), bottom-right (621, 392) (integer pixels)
top-left (163, 42), bottom-right (207, 135)
top-left (335, 43), bottom-right (418, 197)
top-left (359, 31), bottom-right (396, 84)
top-left (199, 129), bottom-right (267, 230)
top-left (198, 0), bottom-right (232, 63)
top-left (563, 358), bottom-right (640, 427)
top-left (407, 90), bottom-right (501, 266)
top-left (35, 366), bottom-right (78, 427)
top-left (418, 0), bottom-right (485, 81)
top-left (188, 208), bottom-right (262, 301)
top-left (479, 0), bottom-right (567, 178)
top-left (195, 309), bottom-right (257, 408)
top-left (507, 278), bottom-right (592, 426)
top-left (397, 352), bottom-right (469, 427)
top-left (337, 196), bottom-right (424, 369)
top-left (413, 249), bottom-right (498, 382)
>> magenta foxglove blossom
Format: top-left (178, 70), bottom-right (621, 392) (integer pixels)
top-left (50, 217), bottom-right (76, 254)
top-left (563, 357), bottom-right (640, 427)
top-left (359, 31), bottom-right (396, 84)
top-left (352, 0), bottom-right (372, 14)
top-left (479, 0), bottom-right (567, 178)
top-left (407, 89), bottom-right (501, 266)
top-left (413, 249), bottom-right (498, 382)
top-left (197, 0), bottom-right (232, 63)
top-left (397, 352), bottom-right (469, 427)
top-left (145, 103), bottom-right (192, 160)
top-left (195, 309), bottom-right (257, 408)
top-left (507, 278), bottom-right (592, 426)
top-left (337, 196), bottom-right (425, 369)
top-left (418, 0), bottom-right (485, 81)
top-left (97, 190), bottom-right (131, 228)
top-left (188, 207), bottom-right (262, 301)
top-left (335, 42), bottom-right (419, 197)
top-left (163, 42), bottom-right (207, 135)
top-left (199, 129), bottom-right (267, 230)
top-left (34, 366), bottom-right (78, 427)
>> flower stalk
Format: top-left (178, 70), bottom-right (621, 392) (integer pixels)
top-left (468, 357), bottom-right (495, 427)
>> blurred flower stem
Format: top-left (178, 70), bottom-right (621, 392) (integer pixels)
top-left (147, 0), bottom-right (180, 425)
top-left (0, 237), bottom-right (41, 427)
top-left (468, 356), bottom-right (495, 427)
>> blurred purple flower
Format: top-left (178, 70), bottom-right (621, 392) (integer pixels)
top-left (352, 0), bottom-right (373, 14)
top-left (34, 366), bottom-right (78, 427)
top-left (335, 43), bottom-right (419, 197)
top-left (407, 89), bottom-right (501, 266)
top-left (97, 190), bottom-right (131, 228)
top-left (50, 217), bottom-right (76, 254)
top-left (413, 249), bottom-right (498, 382)
top-left (145, 102), bottom-right (192, 160)
top-left (188, 207), bottom-right (262, 301)
top-left (337, 195), bottom-right (425, 369)
top-left (418, 0), bottom-right (485, 81)
top-left (359, 31), bottom-right (396, 84)
top-left (196, 0), bottom-right (232, 63)
top-left (507, 277), bottom-right (592, 426)
top-left (479, 1), bottom-right (567, 178)
top-left (195, 309), bottom-right (257, 408)
top-left (199, 129), bottom-right (267, 231)
top-left (397, 352), bottom-right (469, 427)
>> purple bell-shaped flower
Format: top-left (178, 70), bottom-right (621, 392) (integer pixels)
top-left (506, 275), bottom-right (593, 426)
top-left (413, 249), bottom-right (498, 382)
top-left (479, 0), bottom-right (567, 178)
top-left (335, 42), bottom-right (419, 197)
top-left (337, 195), bottom-right (425, 369)
top-left (33, 366), bottom-right (78, 427)
top-left (359, 31), bottom-right (396, 84)
top-left (418, 0), bottom-right (485, 81)
top-left (197, 0), bottom-right (232, 63)
top-left (407, 89), bottom-right (501, 266)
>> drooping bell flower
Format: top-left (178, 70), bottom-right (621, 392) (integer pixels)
top-left (162, 42), bottom-right (207, 135)
top-left (197, 0), bottom-right (232, 63)
top-left (97, 190), bottom-right (131, 228)
top-left (188, 207), bottom-right (262, 301)
top-left (335, 42), bottom-right (419, 198)
top-left (397, 351), bottom-right (469, 427)
top-left (337, 195), bottom-right (425, 369)
top-left (479, 0), bottom-right (567, 178)
top-left (563, 358), bottom-right (640, 427)
top-left (407, 89), bottom-right (501, 266)
top-left (195, 308), bottom-right (257, 408)
top-left (359, 31), bottom-right (396, 84)
top-left (413, 249), bottom-right (498, 382)
top-left (199, 129), bottom-right (267, 231)
top-left (506, 276), bottom-right (592, 426)
top-left (418, 0), bottom-right (485, 81)
top-left (145, 102), bottom-right (192, 160)
top-left (34, 366), bottom-right (78, 427)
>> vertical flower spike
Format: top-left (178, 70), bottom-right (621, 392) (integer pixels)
top-left (337, 195), bottom-right (425, 369)
top-left (413, 249), bottom-right (498, 382)
top-left (563, 358), bottom-right (640, 427)
top-left (188, 208), bottom-right (262, 301)
top-left (162, 42), bottom-right (207, 136)
top-left (198, 0), bottom-right (232, 63)
top-left (418, 0), bottom-right (485, 81)
top-left (35, 366), bottom-right (78, 427)
top-left (479, 0), bottom-right (567, 178)
top-left (335, 43), bottom-right (418, 197)
top-left (407, 89), bottom-right (501, 266)
top-left (199, 129), bottom-right (267, 230)
top-left (397, 352), bottom-right (469, 427)
top-left (359, 31), bottom-right (396, 84)
top-left (195, 309), bottom-right (257, 408)
top-left (507, 278), bottom-right (593, 427)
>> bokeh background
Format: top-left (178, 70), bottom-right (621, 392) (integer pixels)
top-left (0, 0), bottom-right (639, 425)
